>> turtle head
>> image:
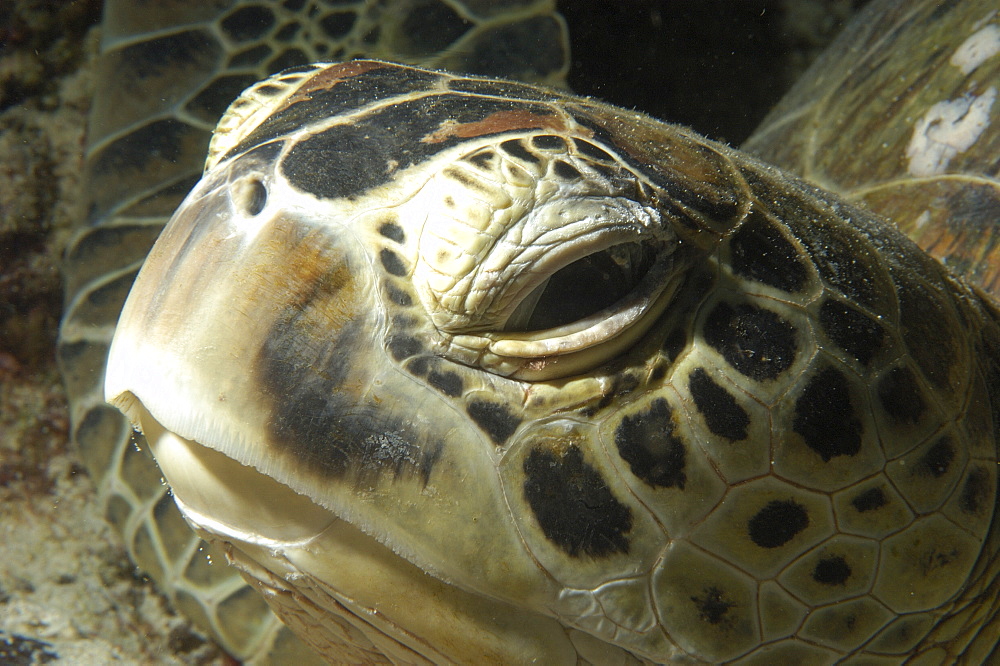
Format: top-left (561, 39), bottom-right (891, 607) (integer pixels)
top-left (105, 61), bottom-right (735, 662)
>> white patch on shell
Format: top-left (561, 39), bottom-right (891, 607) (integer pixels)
top-left (905, 86), bottom-right (996, 177)
top-left (950, 23), bottom-right (1000, 75)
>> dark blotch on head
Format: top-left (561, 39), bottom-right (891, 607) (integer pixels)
top-left (378, 221), bottom-right (405, 243)
top-left (279, 95), bottom-right (546, 200)
top-left (427, 370), bottom-right (463, 398)
top-left (662, 328), bottom-right (687, 363)
top-left (703, 301), bottom-right (797, 381)
top-left (379, 248), bottom-right (407, 276)
top-left (918, 436), bottom-right (954, 478)
top-left (748, 500), bottom-right (809, 548)
top-left (959, 466), bottom-right (992, 515)
top-left (572, 138), bottom-right (615, 163)
top-left (813, 555), bottom-right (852, 585)
top-left (691, 587), bottom-right (735, 625)
top-left (895, 275), bottom-right (958, 390)
top-left (467, 400), bottom-right (520, 446)
top-left (406, 356), bottom-right (428, 376)
top-left (614, 398), bottom-right (687, 489)
top-left (851, 487), bottom-right (887, 513)
top-left (688, 367), bottom-right (749, 441)
top-left (385, 283), bottom-right (413, 306)
top-left (797, 221), bottom-right (880, 309)
top-left (466, 150), bottom-right (495, 169)
top-left (819, 299), bottom-right (885, 367)
top-left (793, 366), bottom-right (862, 461)
top-left (876, 366), bottom-right (927, 426)
top-left (257, 260), bottom-right (438, 482)
top-left (531, 134), bottom-right (565, 150)
top-left (729, 212), bottom-right (809, 293)
top-left (523, 445), bottom-right (632, 558)
top-left (553, 160), bottom-right (581, 180)
top-left (387, 335), bottom-right (422, 361)
top-left (499, 138), bottom-right (539, 163)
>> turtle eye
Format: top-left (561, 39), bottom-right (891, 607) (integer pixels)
top-left (503, 240), bottom-right (658, 333)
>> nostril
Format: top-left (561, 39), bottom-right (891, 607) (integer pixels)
top-left (236, 177), bottom-right (268, 216)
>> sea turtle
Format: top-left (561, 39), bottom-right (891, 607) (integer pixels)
top-left (63, 0), bottom-right (1000, 663)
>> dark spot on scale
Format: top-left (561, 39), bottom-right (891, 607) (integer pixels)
top-left (385, 283), bottom-right (412, 306)
top-left (851, 487), bottom-right (887, 513)
top-left (379, 248), bottom-right (407, 276)
top-left (572, 138), bottom-right (615, 163)
top-left (691, 587), bottom-right (735, 625)
top-left (748, 500), bottom-right (809, 548)
top-left (793, 366), bottom-right (862, 461)
top-left (531, 134), bottom-right (565, 151)
top-left (220, 5), bottom-right (276, 42)
top-left (427, 370), bottom-right (463, 398)
top-left (662, 328), bottom-right (687, 363)
top-left (553, 160), bottom-right (581, 180)
top-left (729, 211), bottom-right (809, 293)
top-left (812, 555), bottom-right (852, 585)
top-left (895, 274), bottom-right (958, 390)
top-left (649, 363), bottom-right (668, 384)
top-left (275, 22), bottom-right (302, 42)
top-left (499, 138), bottom-right (539, 163)
top-left (227, 44), bottom-right (272, 69)
top-left (387, 335), bottom-right (422, 361)
top-left (467, 400), bottom-right (520, 446)
top-left (688, 367), bottom-right (749, 440)
top-left (378, 221), bottom-right (405, 243)
top-left (443, 195), bottom-right (456, 208)
top-left (523, 445), bottom-right (632, 558)
top-left (319, 11), bottom-right (357, 39)
top-left (959, 466), bottom-right (992, 515)
top-left (819, 299), bottom-right (885, 367)
top-left (917, 436), bottom-right (954, 478)
top-left (466, 150), bottom-right (496, 169)
top-left (614, 398), bottom-right (687, 489)
top-left (876, 366), bottom-right (927, 425)
top-left (703, 301), bottom-right (797, 381)
top-left (406, 356), bottom-right (429, 376)
top-left (797, 221), bottom-right (881, 309)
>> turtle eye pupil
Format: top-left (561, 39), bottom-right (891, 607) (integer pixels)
top-left (236, 177), bottom-right (268, 216)
top-left (504, 241), bottom-right (656, 332)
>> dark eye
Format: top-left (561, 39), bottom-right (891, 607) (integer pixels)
top-left (235, 177), bottom-right (268, 216)
top-left (504, 241), bottom-right (658, 332)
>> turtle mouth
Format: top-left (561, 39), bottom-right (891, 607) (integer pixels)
top-left (122, 395), bottom-right (338, 546)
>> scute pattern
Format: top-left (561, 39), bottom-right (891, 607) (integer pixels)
top-left (97, 58), bottom-right (1000, 663)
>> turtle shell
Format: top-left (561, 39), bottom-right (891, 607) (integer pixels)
top-left (745, 0), bottom-right (1000, 299)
